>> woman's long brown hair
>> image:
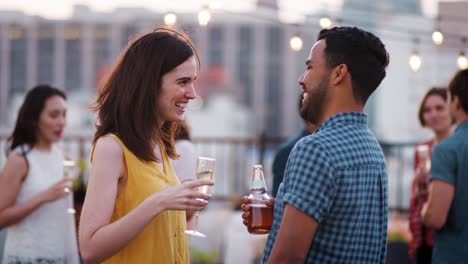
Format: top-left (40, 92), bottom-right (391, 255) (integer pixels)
top-left (93, 28), bottom-right (199, 162)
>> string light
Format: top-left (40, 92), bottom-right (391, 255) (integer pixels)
top-left (432, 30), bottom-right (444, 45)
top-left (457, 52), bottom-right (468, 69)
top-left (432, 16), bottom-right (444, 46)
top-left (164, 12), bottom-right (177, 26)
top-left (409, 51), bottom-right (422, 72)
top-left (198, 6), bottom-right (211, 27)
top-left (158, 6), bottom-right (466, 69)
top-left (319, 16), bottom-right (332, 29)
top-left (409, 38), bottom-right (422, 72)
top-left (457, 37), bottom-right (467, 69)
top-left (289, 34), bottom-right (303, 51)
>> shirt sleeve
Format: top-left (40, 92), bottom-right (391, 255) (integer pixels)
top-left (430, 142), bottom-right (456, 185)
top-left (282, 139), bottom-right (335, 223)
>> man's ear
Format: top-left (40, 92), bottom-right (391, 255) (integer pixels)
top-left (331, 64), bottom-right (348, 85)
top-left (453, 95), bottom-right (461, 111)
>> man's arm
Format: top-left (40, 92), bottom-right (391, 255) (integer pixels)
top-left (267, 203), bottom-right (318, 264)
top-left (421, 179), bottom-right (454, 229)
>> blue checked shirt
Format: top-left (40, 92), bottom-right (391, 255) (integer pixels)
top-left (262, 112), bottom-right (388, 264)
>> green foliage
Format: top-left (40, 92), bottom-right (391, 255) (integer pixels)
top-left (190, 246), bottom-right (217, 264)
top-left (387, 231), bottom-right (407, 242)
top-left (76, 158), bottom-right (87, 171)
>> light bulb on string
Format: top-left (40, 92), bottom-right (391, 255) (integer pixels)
top-left (164, 12), bottom-right (177, 27)
top-left (319, 17), bottom-right (332, 29)
top-left (409, 51), bottom-right (422, 72)
top-left (432, 30), bottom-right (444, 45)
top-left (457, 37), bottom-right (467, 70)
top-left (289, 34), bottom-right (303, 51)
top-left (458, 52), bottom-right (468, 70)
top-left (432, 16), bottom-right (444, 45)
top-left (198, 6), bottom-right (211, 27)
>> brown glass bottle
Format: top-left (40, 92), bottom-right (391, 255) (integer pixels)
top-left (247, 165), bottom-right (273, 234)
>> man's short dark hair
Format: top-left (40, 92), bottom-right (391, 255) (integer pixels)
top-left (317, 27), bottom-right (389, 104)
top-left (448, 69), bottom-right (468, 113)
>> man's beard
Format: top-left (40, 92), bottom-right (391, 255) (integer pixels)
top-left (300, 75), bottom-right (329, 125)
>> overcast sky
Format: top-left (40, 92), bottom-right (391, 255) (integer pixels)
top-left (0, 0), bottom-right (455, 21)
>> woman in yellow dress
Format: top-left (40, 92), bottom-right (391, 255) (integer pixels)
top-left (78, 28), bottom-right (213, 264)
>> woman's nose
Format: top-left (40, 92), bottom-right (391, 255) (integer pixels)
top-left (186, 85), bottom-right (197, 99)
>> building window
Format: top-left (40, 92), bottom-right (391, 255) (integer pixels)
top-left (9, 25), bottom-right (27, 94)
top-left (65, 24), bottom-right (82, 92)
top-left (208, 26), bottom-right (224, 66)
top-left (237, 26), bottom-right (253, 107)
top-left (94, 24), bottom-right (111, 89)
top-left (121, 25), bottom-right (137, 50)
top-left (265, 26), bottom-right (283, 137)
top-left (37, 24), bottom-right (55, 85)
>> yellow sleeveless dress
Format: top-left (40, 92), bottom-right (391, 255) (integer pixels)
top-left (98, 134), bottom-right (189, 264)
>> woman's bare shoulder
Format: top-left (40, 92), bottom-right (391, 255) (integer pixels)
top-left (94, 136), bottom-right (124, 160)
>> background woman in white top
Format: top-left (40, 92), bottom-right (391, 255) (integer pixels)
top-left (0, 85), bottom-right (79, 264)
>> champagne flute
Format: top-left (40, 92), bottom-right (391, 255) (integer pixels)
top-left (415, 145), bottom-right (431, 193)
top-left (416, 145), bottom-right (431, 173)
top-left (185, 157), bottom-right (216, 238)
top-left (63, 159), bottom-right (79, 214)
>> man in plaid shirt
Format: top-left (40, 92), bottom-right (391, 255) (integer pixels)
top-left (242, 27), bottom-right (389, 263)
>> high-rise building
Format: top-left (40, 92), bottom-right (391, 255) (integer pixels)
top-left (0, 4), bottom-right (310, 138)
top-left (0, 1), bottom-right (466, 142)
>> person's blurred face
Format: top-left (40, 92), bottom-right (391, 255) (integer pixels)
top-left (422, 94), bottom-right (452, 133)
top-left (298, 40), bottom-right (331, 125)
top-left (37, 95), bottom-right (67, 145)
top-left (158, 56), bottom-right (198, 125)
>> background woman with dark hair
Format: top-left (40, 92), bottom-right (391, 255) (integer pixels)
top-left (408, 87), bottom-right (453, 263)
top-left (0, 85), bottom-right (79, 264)
top-left (78, 28), bottom-right (213, 264)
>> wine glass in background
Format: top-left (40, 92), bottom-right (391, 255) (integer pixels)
top-left (416, 145), bottom-right (431, 173)
top-left (415, 145), bottom-right (431, 195)
top-left (185, 156), bottom-right (216, 238)
top-left (63, 159), bottom-right (80, 214)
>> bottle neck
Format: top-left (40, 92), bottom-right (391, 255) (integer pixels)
top-left (250, 187), bottom-right (268, 193)
top-left (250, 166), bottom-right (268, 192)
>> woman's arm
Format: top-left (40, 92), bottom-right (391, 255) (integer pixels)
top-left (79, 137), bottom-right (213, 264)
top-left (0, 154), bottom-right (69, 227)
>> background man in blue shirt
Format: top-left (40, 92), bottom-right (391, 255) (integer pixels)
top-left (422, 69), bottom-right (468, 263)
top-left (242, 26), bottom-right (389, 263)
top-left (271, 94), bottom-right (316, 197)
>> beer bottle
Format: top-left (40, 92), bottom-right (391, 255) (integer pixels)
top-left (247, 164), bottom-right (273, 234)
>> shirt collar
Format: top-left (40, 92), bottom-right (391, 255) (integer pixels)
top-left (316, 112), bottom-right (368, 132)
top-left (455, 120), bottom-right (468, 133)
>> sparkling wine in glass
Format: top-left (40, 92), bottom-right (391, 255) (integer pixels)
top-left (415, 145), bottom-right (431, 193)
top-left (185, 157), bottom-right (215, 238)
top-left (63, 159), bottom-right (79, 214)
top-left (416, 145), bottom-right (431, 173)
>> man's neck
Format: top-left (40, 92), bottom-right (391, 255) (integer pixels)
top-left (318, 101), bottom-right (364, 126)
top-left (455, 112), bottom-right (468, 125)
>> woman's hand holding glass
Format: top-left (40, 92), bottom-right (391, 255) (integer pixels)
top-left (63, 159), bottom-right (80, 214)
top-left (155, 179), bottom-right (214, 212)
top-left (39, 178), bottom-right (73, 203)
top-left (185, 157), bottom-right (216, 238)
top-left (415, 145), bottom-right (431, 200)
